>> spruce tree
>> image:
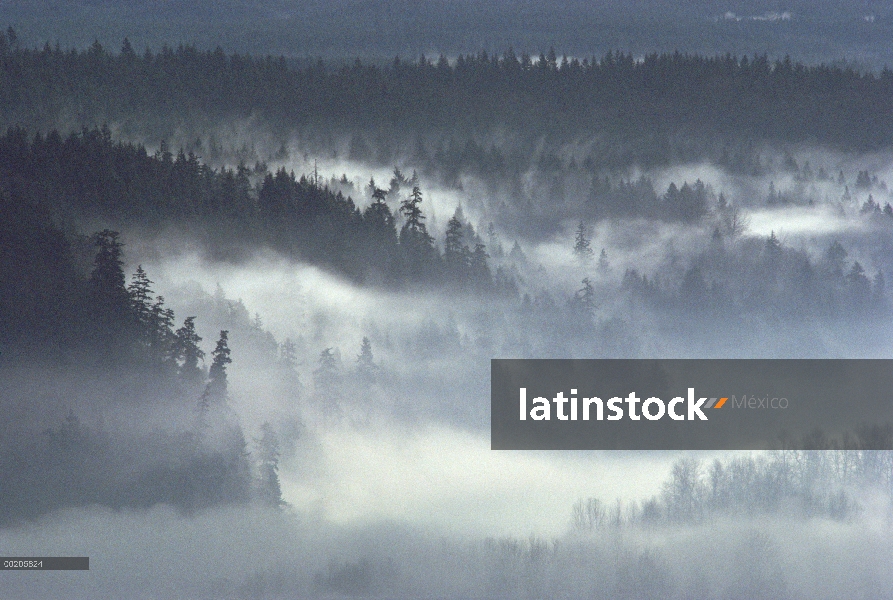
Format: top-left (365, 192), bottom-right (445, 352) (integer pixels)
top-left (199, 330), bottom-right (232, 414)
top-left (175, 317), bottom-right (204, 384)
top-left (399, 185), bottom-right (435, 278)
top-left (573, 221), bottom-right (593, 262)
top-left (88, 229), bottom-right (132, 358)
top-left (356, 336), bottom-right (377, 383)
top-left (255, 422), bottom-right (283, 507)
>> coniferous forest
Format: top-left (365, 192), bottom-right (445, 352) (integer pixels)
top-left (3, 9), bottom-right (893, 598)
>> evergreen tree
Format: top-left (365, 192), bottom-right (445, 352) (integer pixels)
top-left (824, 240), bottom-right (848, 278)
top-left (314, 347), bottom-right (343, 416)
top-left (487, 222), bottom-right (504, 259)
top-left (254, 422), bottom-right (283, 507)
top-left (363, 184), bottom-right (398, 277)
top-left (597, 248), bottom-right (610, 274)
top-left (314, 348), bottom-right (341, 390)
top-left (399, 185), bottom-right (435, 278)
top-left (400, 185), bottom-right (429, 239)
top-left (444, 212), bottom-right (468, 278)
top-left (846, 262), bottom-right (871, 307)
top-left (469, 243), bottom-right (491, 288)
top-left (208, 330), bottom-right (232, 390)
top-left (88, 229), bottom-right (132, 358)
top-left (200, 330), bottom-right (232, 414)
top-left (765, 231), bottom-right (782, 260)
top-left (389, 166), bottom-right (407, 196)
top-left (128, 265), bottom-right (155, 352)
top-left (148, 295), bottom-right (176, 368)
top-left (279, 337), bottom-right (302, 397)
top-left (280, 338), bottom-right (298, 371)
top-left (356, 336), bottom-right (377, 383)
top-left (872, 271), bottom-right (886, 304)
top-left (573, 277), bottom-right (596, 317)
top-left (573, 221), bottom-right (593, 261)
top-left (175, 316), bottom-right (205, 384)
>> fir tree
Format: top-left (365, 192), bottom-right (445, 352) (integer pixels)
top-left (89, 229), bottom-right (131, 356)
top-left (199, 330), bottom-right (232, 415)
top-left (254, 422), bottom-right (283, 508)
top-left (356, 336), bottom-right (377, 383)
top-left (175, 316), bottom-right (205, 384)
top-left (574, 221), bottom-right (593, 262)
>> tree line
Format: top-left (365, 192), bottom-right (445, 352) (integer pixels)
top-left (0, 126), bottom-right (517, 289)
top-left (3, 28), bottom-right (893, 160)
top-left (573, 445), bottom-right (893, 531)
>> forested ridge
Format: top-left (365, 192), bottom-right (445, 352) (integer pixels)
top-left (2, 28), bottom-right (893, 154)
top-left (0, 125), bottom-right (514, 292)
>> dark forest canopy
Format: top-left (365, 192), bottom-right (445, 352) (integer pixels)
top-left (4, 0), bottom-right (893, 69)
top-left (0, 126), bottom-right (514, 303)
top-left (2, 29), bottom-right (893, 153)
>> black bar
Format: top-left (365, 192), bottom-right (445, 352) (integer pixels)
top-left (1, 557), bottom-right (89, 570)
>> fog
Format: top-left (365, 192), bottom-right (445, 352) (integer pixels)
top-left (6, 68), bottom-right (893, 594)
top-left (1, 501), bottom-right (892, 599)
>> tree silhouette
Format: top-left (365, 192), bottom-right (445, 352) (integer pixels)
top-left (175, 317), bottom-right (205, 384)
top-left (399, 185), bottom-right (435, 278)
top-left (88, 229), bottom-right (131, 358)
top-left (573, 221), bottom-right (593, 262)
top-left (572, 277), bottom-right (596, 318)
top-left (356, 336), bottom-right (377, 383)
top-left (199, 330), bottom-right (232, 415)
top-left (254, 422), bottom-right (283, 508)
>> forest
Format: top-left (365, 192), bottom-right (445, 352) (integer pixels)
top-left (3, 21), bottom-right (893, 599)
top-left (3, 29), bottom-right (893, 156)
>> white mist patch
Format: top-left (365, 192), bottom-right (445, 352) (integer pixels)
top-left (647, 163), bottom-right (730, 195)
top-left (142, 250), bottom-right (450, 348)
top-left (281, 422), bottom-right (672, 538)
top-left (745, 205), bottom-right (859, 239)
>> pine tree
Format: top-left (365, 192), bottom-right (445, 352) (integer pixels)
top-left (389, 166), bottom-right (407, 196)
top-left (364, 185), bottom-right (397, 258)
top-left (279, 338), bottom-right (302, 397)
top-left (199, 330), bottom-right (232, 414)
top-left (470, 243), bottom-right (491, 288)
top-left (280, 338), bottom-right (298, 371)
top-left (128, 265), bottom-right (154, 348)
top-left (254, 422), bottom-right (283, 507)
top-left (597, 248), bottom-right (610, 274)
top-left (487, 222), bottom-right (504, 259)
top-left (765, 231), bottom-right (782, 260)
top-left (444, 213), bottom-right (467, 276)
top-left (356, 336), bottom-right (377, 383)
top-left (89, 230), bottom-right (128, 308)
top-left (314, 348), bottom-right (341, 390)
top-left (148, 295), bottom-right (176, 368)
top-left (400, 185), bottom-right (428, 238)
top-left (873, 271), bottom-right (886, 303)
top-left (399, 185), bottom-right (435, 278)
top-left (573, 277), bottom-right (596, 316)
top-left (175, 316), bottom-right (204, 384)
top-left (89, 229), bottom-right (132, 358)
top-left (846, 262), bottom-right (871, 306)
top-left (208, 330), bottom-right (232, 389)
top-left (824, 240), bottom-right (848, 278)
top-left (573, 221), bottom-right (593, 262)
